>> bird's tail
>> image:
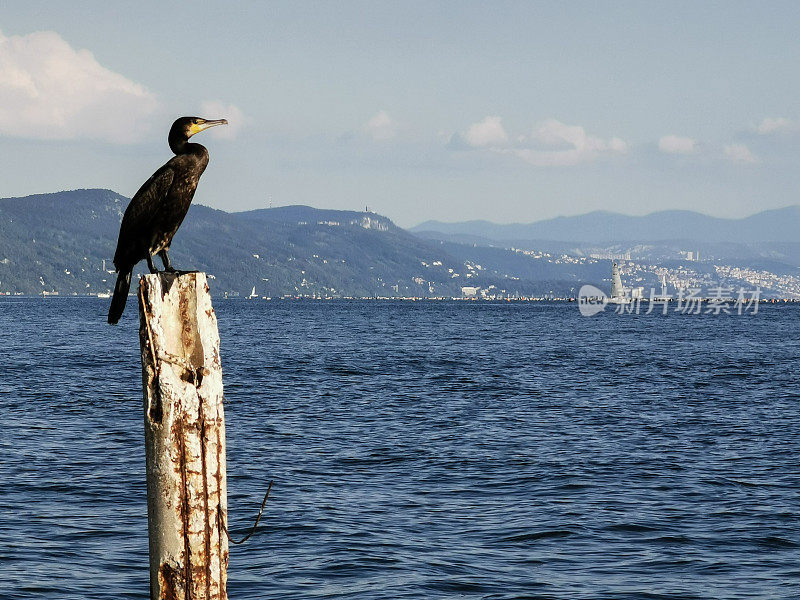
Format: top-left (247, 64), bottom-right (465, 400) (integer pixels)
top-left (108, 269), bottom-right (132, 325)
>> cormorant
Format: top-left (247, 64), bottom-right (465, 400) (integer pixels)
top-left (107, 116), bottom-right (227, 324)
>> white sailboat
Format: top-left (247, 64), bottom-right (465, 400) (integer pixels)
top-left (654, 274), bottom-right (672, 301)
top-left (247, 286), bottom-right (258, 299)
top-left (607, 261), bottom-right (630, 304)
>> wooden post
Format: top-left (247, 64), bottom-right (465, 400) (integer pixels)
top-left (138, 273), bottom-right (228, 600)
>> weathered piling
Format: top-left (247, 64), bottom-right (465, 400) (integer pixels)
top-left (138, 272), bottom-right (228, 600)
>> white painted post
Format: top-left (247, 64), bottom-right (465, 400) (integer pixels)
top-left (138, 273), bottom-right (228, 600)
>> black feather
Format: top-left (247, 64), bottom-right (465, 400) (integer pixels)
top-left (108, 270), bottom-right (132, 325)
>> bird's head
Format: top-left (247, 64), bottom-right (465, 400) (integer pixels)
top-left (168, 116), bottom-right (228, 152)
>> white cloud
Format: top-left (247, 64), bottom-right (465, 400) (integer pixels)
top-left (756, 117), bottom-right (797, 135)
top-left (724, 143), bottom-right (758, 164)
top-left (465, 115), bottom-right (508, 147)
top-left (363, 110), bottom-right (397, 140)
top-left (199, 100), bottom-right (244, 140)
top-left (451, 117), bottom-right (626, 166)
top-left (658, 134), bottom-right (696, 154)
top-left (504, 119), bottom-right (627, 167)
top-left (608, 137), bottom-right (628, 153)
top-left (0, 29), bottom-right (157, 142)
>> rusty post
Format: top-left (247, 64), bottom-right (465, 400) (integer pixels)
top-left (138, 273), bottom-right (228, 600)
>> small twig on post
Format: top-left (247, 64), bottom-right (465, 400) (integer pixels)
top-left (222, 480), bottom-right (274, 545)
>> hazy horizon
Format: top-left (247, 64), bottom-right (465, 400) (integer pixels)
top-left (2, 2), bottom-right (800, 227)
top-left (7, 186), bottom-right (800, 230)
top-left (409, 203), bottom-right (800, 227)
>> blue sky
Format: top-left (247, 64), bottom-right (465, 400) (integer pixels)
top-left (1, 1), bottom-right (799, 226)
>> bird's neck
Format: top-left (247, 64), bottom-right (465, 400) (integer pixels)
top-left (169, 138), bottom-right (207, 156)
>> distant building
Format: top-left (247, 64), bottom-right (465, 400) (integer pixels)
top-left (590, 251), bottom-right (631, 260)
top-left (352, 216), bottom-right (389, 231)
top-left (683, 250), bottom-right (700, 261)
top-left (461, 286), bottom-right (480, 298)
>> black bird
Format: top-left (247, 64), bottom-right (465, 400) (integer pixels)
top-left (107, 116), bottom-right (227, 324)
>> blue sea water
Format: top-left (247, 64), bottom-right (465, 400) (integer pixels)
top-left (0, 297), bottom-right (798, 599)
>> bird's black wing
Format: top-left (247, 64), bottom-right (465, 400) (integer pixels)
top-left (113, 166), bottom-right (175, 269)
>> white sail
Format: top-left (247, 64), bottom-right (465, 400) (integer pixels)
top-left (656, 273), bottom-right (672, 301)
top-left (611, 262), bottom-right (625, 298)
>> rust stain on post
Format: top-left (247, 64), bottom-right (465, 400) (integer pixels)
top-left (158, 562), bottom-right (182, 600)
top-left (139, 273), bottom-right (228, 600)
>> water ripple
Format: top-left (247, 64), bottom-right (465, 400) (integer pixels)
top-left (0, 298), bottom-right (798, 599)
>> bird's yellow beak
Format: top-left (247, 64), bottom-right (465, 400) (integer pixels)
top-left (189, 118), bottom-right (228, 137)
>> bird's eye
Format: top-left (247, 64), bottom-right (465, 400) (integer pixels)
top-left (192, 119), bottom-right (200, 125)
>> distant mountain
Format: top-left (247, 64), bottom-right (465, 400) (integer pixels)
top-left (412, 207), bottom-right (800, 244)
top-left (0, 189), bottom-right (600, 297)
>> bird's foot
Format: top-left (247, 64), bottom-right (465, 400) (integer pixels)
top-left (158, 270), bottom-right (178, 293)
